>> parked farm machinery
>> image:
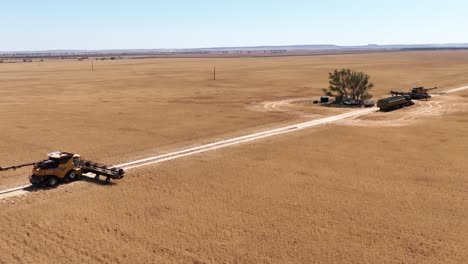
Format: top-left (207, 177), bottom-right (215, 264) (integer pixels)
top-left (390, 86), bottom-right (437, 100)
top-left (377, 95), bottom-right (414, 112)
top-left (0, 151), bottom-right (125, 187)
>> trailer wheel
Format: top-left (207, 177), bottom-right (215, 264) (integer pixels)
top-left (47, 177), bottom-right (58, 187)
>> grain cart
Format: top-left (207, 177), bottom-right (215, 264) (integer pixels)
top-left (377, 95), bottom-right (414, 112)
top-left (0, 151), bottom-right (125, 187)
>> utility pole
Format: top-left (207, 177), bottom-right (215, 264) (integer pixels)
top-left (213, 66), bottom-right (216, 81)
top-left (92, 61), bottom-right (94, 71)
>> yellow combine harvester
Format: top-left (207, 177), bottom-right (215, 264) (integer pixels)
top-left (0, 151), bottom-right (125, 187)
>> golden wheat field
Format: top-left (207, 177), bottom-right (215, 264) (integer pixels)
top-left (0, 51), bottom-right (467, 263)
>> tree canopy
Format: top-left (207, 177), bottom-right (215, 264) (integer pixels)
top-left (323, 69), bottom-right (374, 103)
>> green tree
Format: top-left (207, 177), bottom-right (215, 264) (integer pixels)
top-left (323, 69), bottom-right (374, 103)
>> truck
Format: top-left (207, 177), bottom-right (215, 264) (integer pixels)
top-left (342, 99), bottom-right (375, 107)
top-left (377, 95), bottom-right (414, 112)
top-left (0, 151), bottom-right (125, 187)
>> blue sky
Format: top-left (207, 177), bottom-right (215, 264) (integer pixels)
top-left (1, 0), bottom-right (467, 51)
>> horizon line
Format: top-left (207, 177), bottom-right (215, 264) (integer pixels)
top-left (2, 43), bottom-right (468, 54)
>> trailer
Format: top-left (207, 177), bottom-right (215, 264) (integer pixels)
top-left (80, 160), bottom-right (125, 183)
top-left (377, 95), bottom-right (414, 112)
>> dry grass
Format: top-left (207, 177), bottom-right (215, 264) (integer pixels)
top-left (0, 51), bottom-right (468, 263)
top-left (2, 51), bottom-right (468, 188)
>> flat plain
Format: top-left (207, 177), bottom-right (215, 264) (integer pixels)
top-left (0, 51), bottom-right (467, 263)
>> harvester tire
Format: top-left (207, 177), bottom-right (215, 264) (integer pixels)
top-left (65, 171), bottom-right (78, 182)
top-left (47, 177), bottom-right (58, 187)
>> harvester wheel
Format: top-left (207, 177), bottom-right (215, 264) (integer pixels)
top-left (65, 171), bottom-right (78, 182)
top-left (47, 176), bottom-right (58, 187)
top-left (105, 177), bottom-right (111, 184)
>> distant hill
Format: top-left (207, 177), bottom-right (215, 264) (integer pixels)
top-left (1, 44), bottom-right (468, 58)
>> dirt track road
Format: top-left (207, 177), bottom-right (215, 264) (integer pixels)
top-left (1, 85), bottom-right (467, 201)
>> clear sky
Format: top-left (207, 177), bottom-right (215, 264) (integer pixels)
top-left (1, 0), bottom-right (467, 51)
